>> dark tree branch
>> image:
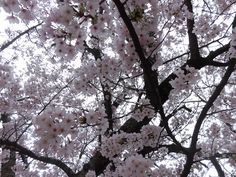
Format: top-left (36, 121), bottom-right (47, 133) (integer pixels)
top-left (181, 59), bottom-right (236, 177)
top-left (0, 23), bottom-right (42, 52)
top-left (76, 17), bottom-right (235, 177)
top-left (160, 40), bottom-right (232, 106)
top-left (113, 0), bottom-right (186, 155)
top-left (112, 0), bottom-right (161, 112)
top-left (139, 143), bottom-right (190, 157)
top-left (152, 77), bottom-right (187, 153)
top-left (194, 152), bottom-right (236, 162)
top-left (232, 14), bottom-right (236, 28)
top-left (76, 151), bottom-right (109, 177)
top-left (0, 139), bottom-right (76, 177)
top-left (194, 152), bottom-right (236, 176)
top-left (101, 84), bottom-right (114, 134)
top-left (112, 0), bottom-right (145, 62)
top-left (184, 0), bottom-right (201, 60)
top-left (210, 156), bottom-right (225, 177)
top-left (37, 78), bottom-right (73, 116)
top-left (164, 41), bottom-right (230, 65)
top-left (205, 43), bottom-right (230, 61)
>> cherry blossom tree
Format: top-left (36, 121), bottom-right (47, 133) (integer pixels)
top-left (0, 0), bottom-right (236, 176)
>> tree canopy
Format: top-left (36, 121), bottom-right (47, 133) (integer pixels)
top-left (0, 0), bottom-right (236, 176)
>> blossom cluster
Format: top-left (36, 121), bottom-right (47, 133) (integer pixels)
top-left (33, 108), bottom-right (78, 151)
top-left (193, 14), bottom-right (222, 42)
top-left (162, 1), bottom-right (192, 21)
top-left (100, 125), bottom-right (161, 159)
top-left (84, 108), bottom-right (109, 134)
top-left (207, 123), bottom-right (221, 137)
top-left (132, 106), bottom-right (155, 122)
top-left (96, 57), bottom-right (120, 79)
top-left (100, 133), bottom-right (142, 159)
top-left (131, 98), bottom-right (156, 122)
top-left (141, 125), bottom-right (162, 148)
top-left (114, 39), bottom-right (139, 70)
top-left (73, 60), bottom-right (100, 95)
top-left (85, 170), bottom-right (96, 177)
top-left (38, 1), bottom-right (113, 59)
top-left (0, 0), bottom-right (36, 23)
top-left (170, 66), bottom-right (199, 91)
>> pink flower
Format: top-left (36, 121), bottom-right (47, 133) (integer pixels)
top-left (0, 0), bottom-right (21, 13)
top-left (6, 15), bottom-right (19, 24)
top-left (19, 8), bottom-right (33, 21)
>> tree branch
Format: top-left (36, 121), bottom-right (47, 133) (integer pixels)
top-left (205, 43), bottom-right (230, 61)
top-left (181, 59), bottom-right (236, 177)
top-left (112, 0), bottom-right (161, 111)
top-left (184, 0), bottom-right (201, 60)
top-left (210, 156), bottom-right (225, 177)
top-left (0, 139), bottom-right (76, 177)
top-left (0, 23), bottom-right (42, 52)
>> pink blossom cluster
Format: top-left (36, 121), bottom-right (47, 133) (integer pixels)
top-left (132, 99), bottom-right (156, 122)
top-left (141, 125), bottom-right (162, 148)
top-left (33, 108), bottom-right (78, 151)
top-left (100, 133), bottom-right (142, 159)
top-left (38, 1), bottom-right (112, 59)
top-left (162, 0), bottom-right (191, 21)
top-left (193, 14), bottom-right (222, 42)
top-left (97, 57), bottom-right (120, 79)
top-left (100, 125), bottom-right (161, 159)
top-left (0, 149), bottom-right (11, 164)
top-left (150, 164), bottom-right (178, 177)
top-left (0, 0), bottom-right (36, 23)
top-left (114, 39), bottom-right (139, 70)
top-left (216, 0), bottom-right (228, 11)
top-left (132, 106), bottom-right (155, 122)
top-left (84, 108), bottom-right (109, 135)
top-left (170, 66), bottom-right (199, 91)
top-left (207, 123), bottom-right (221, 137)
top-left (85, 156), bottom-right (155, 177)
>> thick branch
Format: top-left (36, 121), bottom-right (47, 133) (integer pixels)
top-left (184, 0), bottom-right (201, 60)
top-left (101, 85), bottom-right (113, 134)
top-left (139, 144), bottom-right (189, 156)
top-left (206, 43), bottom-right (230, 61)
top-left (112, 0), bottom-right (145, 62)
top-left (181, 59), bottom-right (236, 177)
top-left (0, 139), bottom-right (76, 177)
top-left (210, 157), bottom-right (225, 177)
top-left (112, 0), bottom-right (161, 111)
top-left (76, 151), bottom-right (109, 177)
